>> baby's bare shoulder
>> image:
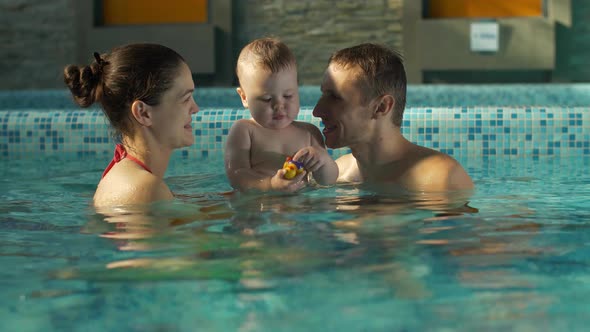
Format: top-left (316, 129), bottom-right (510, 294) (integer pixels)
top-left (291, 120), bottom-right (320, 132)
top-left (228, 119), bottom-right (260, 136)
top-left (291, 121), bottom-right (323, 140)
top-left (230, 118), bottom-right (256, 129)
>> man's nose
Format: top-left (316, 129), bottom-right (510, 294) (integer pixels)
top-left (312, 102), bottom-right (323, 117)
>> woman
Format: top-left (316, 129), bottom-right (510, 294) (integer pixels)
top-left (64, 43), bottom-right (199, 207)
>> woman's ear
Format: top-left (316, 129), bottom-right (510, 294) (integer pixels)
top-left (236, 87), bottom-right (249, 108)
top-left (372, 94), bottom-right (395, 119)
top-left (131, 100), bottom-right (153, 126)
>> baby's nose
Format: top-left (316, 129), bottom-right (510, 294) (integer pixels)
top-left (273, 100), bottom-right (285, 112)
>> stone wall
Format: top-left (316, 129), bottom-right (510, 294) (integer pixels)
top-left (0, 0), bottom-right (76, 89)
top-left (233, 0), bottom-right (404, 84)
top-left (3, 0), bottom-right (587, 88)
top-left (554, 0), bottom-right (590, 82)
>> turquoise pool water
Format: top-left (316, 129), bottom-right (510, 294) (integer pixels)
top-left (1, 155), bottom-right (589, 331)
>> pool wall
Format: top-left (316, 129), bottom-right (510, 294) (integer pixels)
top-left (4, 85), bottom-right (590, 109)
top-left (1, 106), bottom-right (588, 160)
top-left (1, 86), bottom-right (589, 160)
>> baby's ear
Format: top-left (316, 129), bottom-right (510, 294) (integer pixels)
top-left (236, 87), bottom-right (249, 108)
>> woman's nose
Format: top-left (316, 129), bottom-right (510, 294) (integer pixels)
top-left (191, 98), bottom-right (200, 114)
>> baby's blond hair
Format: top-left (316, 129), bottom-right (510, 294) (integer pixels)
top-left (236, 37), bottom-right (296, 84)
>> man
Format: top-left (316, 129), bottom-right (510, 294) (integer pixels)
top-left (313, 43), bottom-right (474, 192)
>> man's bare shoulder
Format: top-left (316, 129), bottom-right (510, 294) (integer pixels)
top-left (409, 151), bottom-right (474, 191)
top-left (336, 153), bottom-right (361, 183)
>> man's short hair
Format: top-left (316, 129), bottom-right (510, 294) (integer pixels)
top-left (236, 37), bottom-right (296, 84)
top-left (329, 43), bottom-right (407, 127)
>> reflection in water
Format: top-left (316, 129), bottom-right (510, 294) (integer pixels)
top-left (65, 185), bottom-right (481, 307)
top-left (5, 157), bottom-right (590, 330)
top-left (54, 180), bottom-right (569, 329)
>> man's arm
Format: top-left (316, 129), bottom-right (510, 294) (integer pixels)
top-left (335, 153), bottom-right (362, 183)
top-left (306, 123), bottom-right (338, 185)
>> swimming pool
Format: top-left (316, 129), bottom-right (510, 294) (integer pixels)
top-left (1, 88), bottom-right (589, 331)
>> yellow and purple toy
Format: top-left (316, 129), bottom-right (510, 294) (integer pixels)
top-left (282, 156), bottom-right (305, 180)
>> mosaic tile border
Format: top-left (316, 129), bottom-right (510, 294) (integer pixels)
top-left (1, 107), bottom-right (589, 160)
top-left (4, 84), bottom-right (590, 110)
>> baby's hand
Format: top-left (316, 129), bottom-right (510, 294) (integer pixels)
top-left (270, 168), bottom-right (307, 193)
top-left (293, 147), bottom-right (330, 173)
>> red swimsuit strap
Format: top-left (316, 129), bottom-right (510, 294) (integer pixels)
top-left (101, 144), bottom-right (152, 178)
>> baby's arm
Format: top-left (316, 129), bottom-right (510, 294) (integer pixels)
top-left (292, 123), bottom-right (338, 185)
top-left (224, 120), bottom-right (306, 192)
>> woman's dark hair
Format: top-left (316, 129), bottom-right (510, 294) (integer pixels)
top-left (64, 43), bottom-right (185, 136)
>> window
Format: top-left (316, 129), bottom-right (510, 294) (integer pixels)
top-left (99, 0), bottom-right (208, 25)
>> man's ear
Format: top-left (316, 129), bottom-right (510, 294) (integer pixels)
top-left (131, 100), bottom-right (153, 126)
top-left (236, 87), bottom-right (249, 108)
top-left (371, 94), bottom-right (395, 119)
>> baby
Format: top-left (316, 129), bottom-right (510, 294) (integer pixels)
top-left (224, 37), bottom-right (338, 192)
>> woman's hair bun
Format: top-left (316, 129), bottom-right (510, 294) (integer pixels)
top-left (63, 63), bottom-right (103, 108)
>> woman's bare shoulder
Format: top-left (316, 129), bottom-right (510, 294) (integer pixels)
top-left (94, 170), bottom-right (172, 207)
